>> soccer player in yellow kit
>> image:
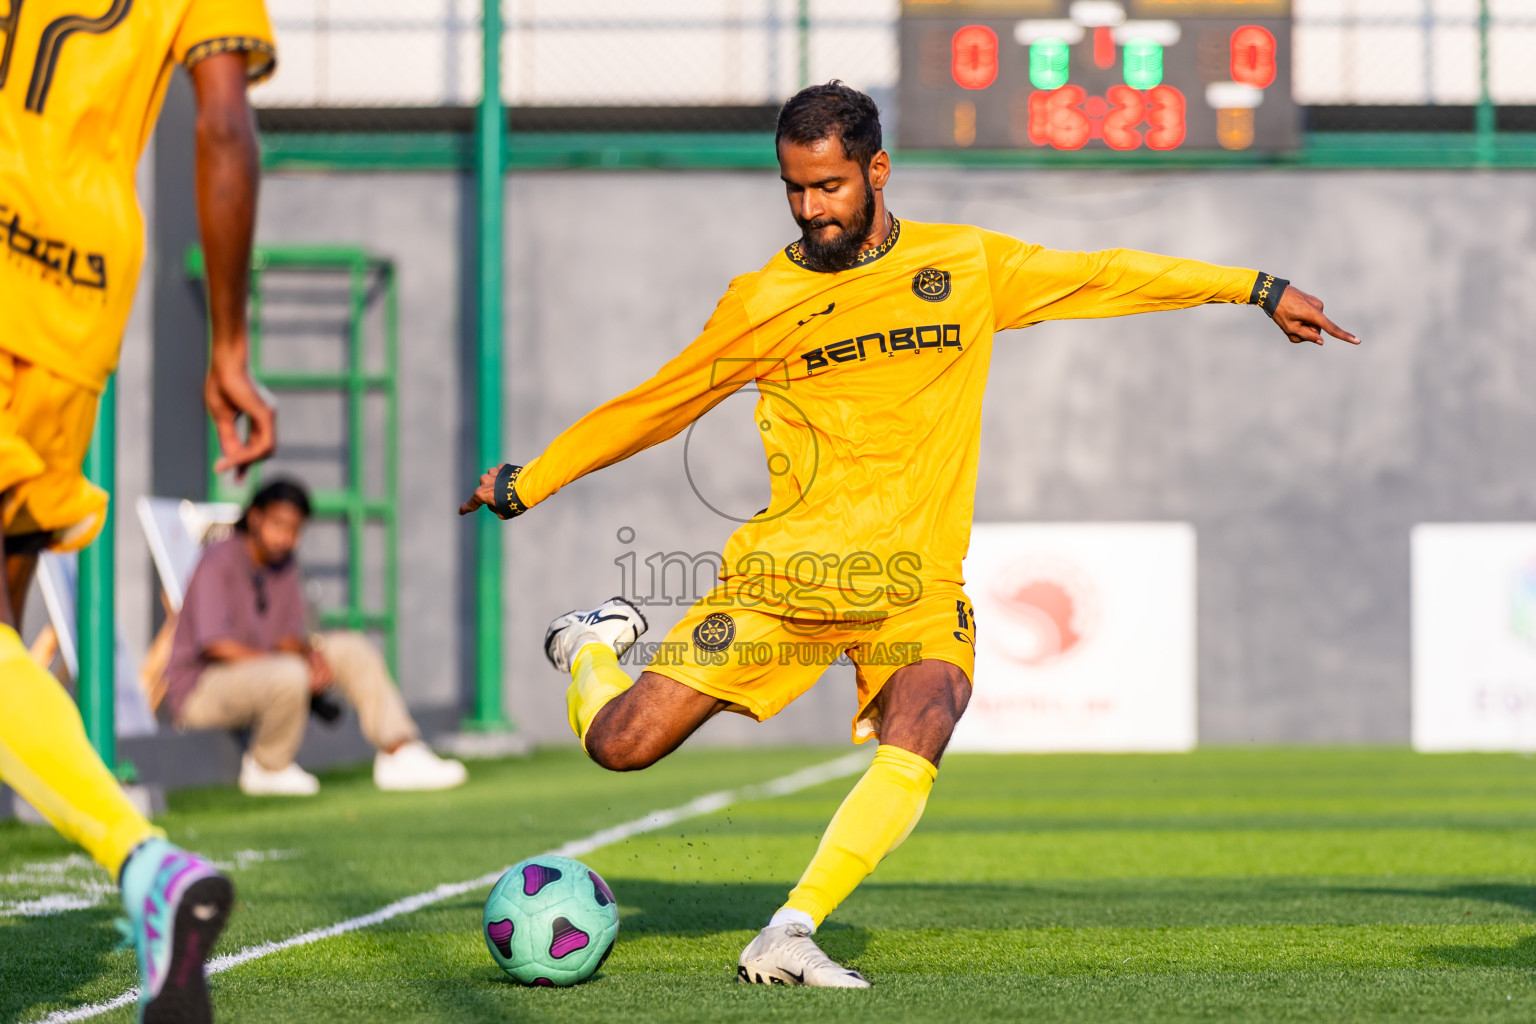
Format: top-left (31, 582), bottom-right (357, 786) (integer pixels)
top-left (462, 82), bottom-right (1358, 986)
top-left (0, 2), bottom-right (279, 1019)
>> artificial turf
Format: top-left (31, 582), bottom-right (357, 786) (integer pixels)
top-left (5, 747), bottom-right (1536, 1022)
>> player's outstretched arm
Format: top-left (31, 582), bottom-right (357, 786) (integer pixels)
top-left (458, 287), bottom-right (760, 520)
top-left (1270, 285), bottom-right (1360, 346)
top-left (192, 52), bottom-right (276, 481)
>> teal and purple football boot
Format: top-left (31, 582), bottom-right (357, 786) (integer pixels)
top-left (117, 838), bottom-right (234, 1023)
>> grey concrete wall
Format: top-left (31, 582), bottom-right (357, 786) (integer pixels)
top-left (253, 173), bottom-right (475, 711)
top-left (246, 166), bottom-right (1536, 746)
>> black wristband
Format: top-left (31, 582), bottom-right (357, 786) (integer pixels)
top-left (490, 463), bottom-right (528, 520)
top-left (1249, 272), bottom-right (1289, 318)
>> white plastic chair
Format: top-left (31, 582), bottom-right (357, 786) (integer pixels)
top-left (35, 551), bottom-right (158, 738)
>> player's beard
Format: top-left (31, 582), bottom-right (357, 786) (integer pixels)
top-left (794, 171), bottom-right (878, 273)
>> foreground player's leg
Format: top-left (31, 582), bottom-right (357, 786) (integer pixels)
top-left (0, 623), bottom-right (159, 874)
top-left (0, 543), bottom-right (234, 1022)
top-left (739, 659), bottom-right (970, 988)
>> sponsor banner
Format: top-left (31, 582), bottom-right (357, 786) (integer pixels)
top-left (1412, 524), bottom-right (1536, 751)
top-left (951, 523), bottom-right (1197, 753)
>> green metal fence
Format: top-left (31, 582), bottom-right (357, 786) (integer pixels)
top-left (186, 245), bottom-right (401, 674)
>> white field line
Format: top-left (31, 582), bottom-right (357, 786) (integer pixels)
top-left (35, 751), bottom-right (869, 1024)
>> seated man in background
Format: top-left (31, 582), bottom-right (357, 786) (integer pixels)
top-left (166, 478), bottom-right (466, 795)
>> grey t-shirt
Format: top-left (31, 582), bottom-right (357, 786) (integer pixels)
top-left (165, 536), bottom-right (307, 717)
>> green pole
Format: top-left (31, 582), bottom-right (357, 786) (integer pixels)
top-left (470, 0), bottom-right (510, 731)
top-left (1475, 0), bottom-right (1495, 165)
top-left (79, 375), bottom-right (116, 766)
top-left (797, 0), bottom-right (810, 90)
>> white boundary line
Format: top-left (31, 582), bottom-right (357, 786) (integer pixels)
top-left (36, 752), bottom-right (869, 1024)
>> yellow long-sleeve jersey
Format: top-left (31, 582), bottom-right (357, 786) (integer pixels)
top-left (1, 0), bottom-right (276, 393)
top-left (516, 218), bottom-right (1260, 594)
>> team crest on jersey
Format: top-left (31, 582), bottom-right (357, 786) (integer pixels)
top-left (692, 612), bottom-right (737, 653)
top-left (911, 267), bottom-right (951, 302)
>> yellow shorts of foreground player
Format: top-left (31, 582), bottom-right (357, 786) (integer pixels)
top-left (0, 352), bottom-right (108, 551)
top-left (644, 579), bottom-right (976, 742)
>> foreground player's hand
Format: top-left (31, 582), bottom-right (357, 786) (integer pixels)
top-left (206, 348), bottom-right (277, 480)
top-left (1272, 286), bottom-right (1360, 347)
top-left (459, 464), bottom-right (525, 519)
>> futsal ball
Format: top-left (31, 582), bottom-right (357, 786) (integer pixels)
top-left (482, 855), bottom-right (620, 986)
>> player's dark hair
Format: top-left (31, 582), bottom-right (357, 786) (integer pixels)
top-left (237, 477), bottom-right (312, 531)
top-left (776, 81), bottom-right (883, 167)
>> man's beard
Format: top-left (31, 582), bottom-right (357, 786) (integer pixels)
top-left (794, 174), bottom-right (878, 273)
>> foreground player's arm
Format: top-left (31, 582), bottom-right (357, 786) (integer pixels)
top-left (461, 289), bottom-right (761, 518)
top-left (191, 52), bottom-right (276, 479)
top-left (981, 231), bottom-right (1358, 345)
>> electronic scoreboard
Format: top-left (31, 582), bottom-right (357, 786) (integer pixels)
top-left (898, 0), bottom-right (1297, 153)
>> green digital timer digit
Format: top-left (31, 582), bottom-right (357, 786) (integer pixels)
top-left (1122, 38), bottom-right (1163, 90)
top-left (1029, 38), bottom-right (1070, 90)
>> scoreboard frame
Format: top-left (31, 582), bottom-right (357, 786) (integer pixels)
top-left (898, 0), bottom-right (1298, 154)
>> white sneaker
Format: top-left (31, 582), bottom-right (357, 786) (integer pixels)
top-left (737, 923), bottom-right (870, 988)
top-left (374, 741), bottom-right (468, 791)
top-left (238, 754), bottom-right (320, 796)
top-left (544, 596), bottom-right (648, 673)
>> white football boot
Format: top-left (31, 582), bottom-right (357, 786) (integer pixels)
top-left (544, 596), bottom-right (648, 673)
top-left (737, 923), bottom-right (870, 988)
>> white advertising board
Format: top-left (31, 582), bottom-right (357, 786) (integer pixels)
top-left (1412, 524), bottom-right (1536, 751)
top-left (950, 523), bottom-right (1197, 753)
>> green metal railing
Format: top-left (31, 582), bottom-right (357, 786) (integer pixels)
top-left (79, 379), bottom-right (117, 764)
top-left (186, 244), bottom-right (401, 673)
top-left (468, 0), bottom-right (511, 734)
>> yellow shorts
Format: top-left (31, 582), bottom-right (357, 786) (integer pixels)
top-left (0, 351), bottom-right (107, 552)
top-left (646, 578), bottom-right (976, 742)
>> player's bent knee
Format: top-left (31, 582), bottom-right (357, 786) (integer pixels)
top-left (583, 729), bottom-right (665, 773)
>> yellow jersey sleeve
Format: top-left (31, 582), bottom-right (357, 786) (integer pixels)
top-left (515, 286), bottom-right (762, 510)
top-left (173, 0), bottom-right (278, 83)
top-left (979, 229), bottom-right (1257, 331)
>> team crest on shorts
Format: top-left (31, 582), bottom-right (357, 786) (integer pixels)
top-left (692, 612), bottom-right (736, 653)
top-left (911, 267), bottom-right (951, 302)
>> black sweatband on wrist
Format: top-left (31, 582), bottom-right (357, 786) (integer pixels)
top-left (1249, 272), bottom-right (1289, 318)
top-left (490, 463), bottom-right (528, 520)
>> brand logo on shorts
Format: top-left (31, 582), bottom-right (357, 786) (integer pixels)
top-left (692, 612), bottom-right (736, 653)
top-left (911, 267), bottom-right (951, 302)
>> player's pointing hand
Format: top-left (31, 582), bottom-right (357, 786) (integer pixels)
top-left (1272, 286), bottom-right (1360, 347)
top-left (460, 464), bottom-right (527, 519)
top-left (459, 466), bottom-right (500, 516)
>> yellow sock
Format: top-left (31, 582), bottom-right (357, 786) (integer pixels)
top-left (0, 625), bottom-right (160, 877)
top-left (781, 744), bottom-right (937, 927)
top-left (567, 643), bottom-right (633, 748)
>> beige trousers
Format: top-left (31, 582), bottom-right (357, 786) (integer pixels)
top-left (176, 630), bottom-right (419, 771)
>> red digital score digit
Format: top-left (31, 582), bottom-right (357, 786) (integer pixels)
top-left (1030, 87), bottom-right (1182, 151)
top-left (951, 25), bottom-right (998, 90)
top-left (1230, 25), bottom-right (1277, 89)
top-left (1145, 85), bottom-right (1186, 150)
top-left (1102, 85), bottom-right (1145, 150)
top-left (1027, 86), bottom-right (1091, 149)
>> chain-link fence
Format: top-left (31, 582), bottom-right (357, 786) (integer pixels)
top-left (253, 1), bottom-right (1536, 137)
